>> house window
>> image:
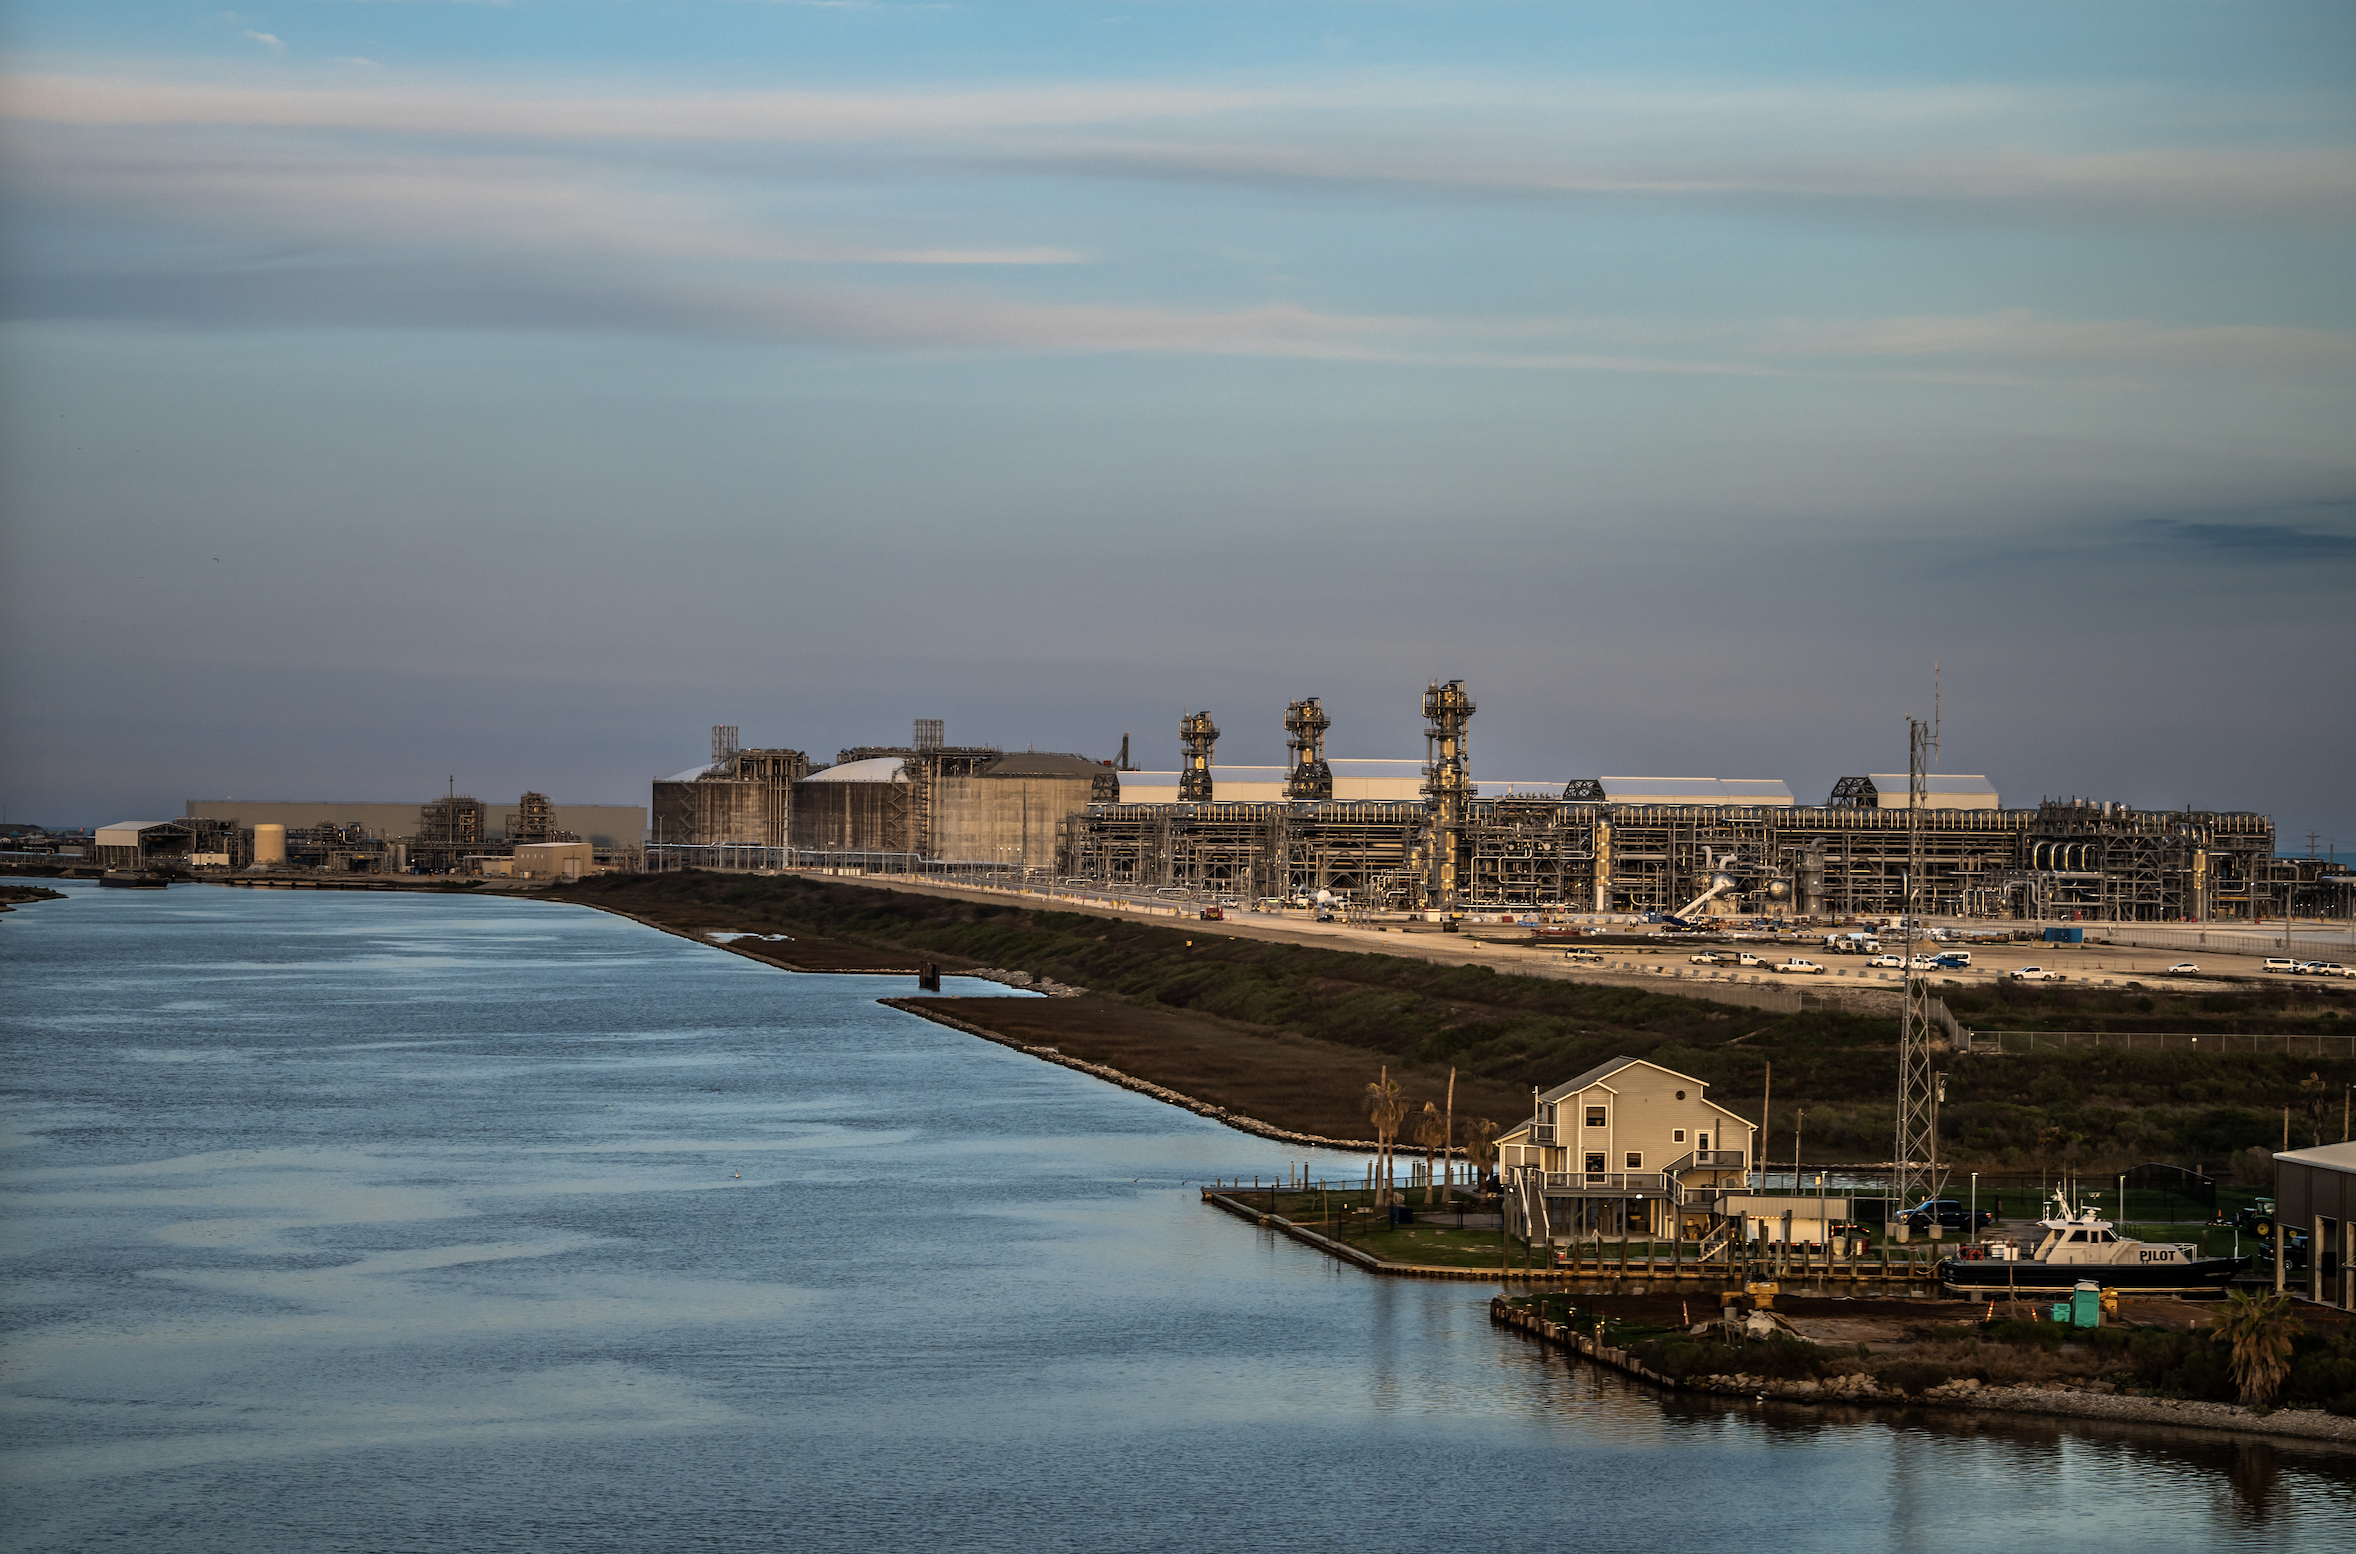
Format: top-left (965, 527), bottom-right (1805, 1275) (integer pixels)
top-left (1625, 1152), bottom-right (1643, 1170)
top-left (1584, 1153), bottom-right (1606, 1174)
top-left (1673, 1129), bottom-right (1687, 1144)
top-left (1698, 1133), bottom-right (1710, 1151)
top-left (1585, 1106), bottom-right (1607, 1128)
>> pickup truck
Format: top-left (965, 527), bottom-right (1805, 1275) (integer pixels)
top-left (1776, 958), bottom-right (1826, 975)
top-left (1900, 1199), bottom-right (1996, 1235)
top-left (1869, 953), bottom-right (1905, 969)
top-left (2011, 965), bottom-right (2059, 982)
top-left (1688, 952), bottom-right (1724, 965)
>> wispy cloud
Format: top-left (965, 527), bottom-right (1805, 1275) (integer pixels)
top-left (7, 68), bottom-right (2350, 221)
top-left (2131, 517), bottom-right (2356, 562)
top-left (238, 30), bottom-right (285, 57)
top-left (7, 64), bottom-right (2353, 378)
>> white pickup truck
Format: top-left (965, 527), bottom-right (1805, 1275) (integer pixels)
top-left (2010, 965), bottom-right (2059, 982)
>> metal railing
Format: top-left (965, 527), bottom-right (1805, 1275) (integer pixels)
top-left (1537, 1170), bottom-right (1667, 1196)
top-left (1972, 1029), bottom-right (2356, 1056)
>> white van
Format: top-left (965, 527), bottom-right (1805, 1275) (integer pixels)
top-left (2263, 958), bottom-right (2296, 973)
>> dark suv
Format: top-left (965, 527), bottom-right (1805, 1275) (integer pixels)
top-left (1901, 1199), bottom-right (1995, 1235)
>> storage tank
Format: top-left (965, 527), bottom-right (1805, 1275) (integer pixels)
top-left (253, 824), bottom-right (286, 866)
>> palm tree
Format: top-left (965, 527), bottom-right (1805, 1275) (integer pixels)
top-left (1413, 1103), bottom-right (1449, 1205)
top-left (1464, 1118), bottom-right (1500, 1191)
top-left (1363, 1067), bottom-right (1408, 1207)
top-left (2210, 1288), bottom-right (2304, 1407)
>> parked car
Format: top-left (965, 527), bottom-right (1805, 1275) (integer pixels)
top-left (1908, 955), bottom-right (1941, 971)
top-left (2314, 963), bottom-right (2354, 979)
top-left (1777, 958), bottom-right (1826, 975)
top-left (1689, 952), bottom-right (1724, 965)
top-left (2011, 966), bottom-right (2058, 982)
top-left (2167, 962), bottom-right (2200, 974)
top-left (1935, 950), bottom-right (1972, 968)
top-left (1901, 1199), bottom-right (1995, 1235)
top-left (1735, 952), bottom-right (1763, 967)
top-left (1870, 953), bottom-right (1905, 968)
top-left (1565, 950), bottom-right (1605, 966)
top-left (2263, 958), bottom-right (2297, 973)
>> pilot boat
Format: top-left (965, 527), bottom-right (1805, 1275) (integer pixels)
top-left (1938, 1191), bottom-right (2245, 1297)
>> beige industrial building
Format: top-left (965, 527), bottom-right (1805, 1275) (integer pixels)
top-left (513, 840), bottom-right (596, 881)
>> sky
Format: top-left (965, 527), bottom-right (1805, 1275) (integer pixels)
top-left (2, 2), bottom-right (2351, 851)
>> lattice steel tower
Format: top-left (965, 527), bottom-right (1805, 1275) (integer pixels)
top-left (1892, 714), bottom-right (1942, 1213)
top-left (1178, 710), bottom-right (1219, 802)
top-left (1284, 698), bottom-right (1333, 800)
top-left (1422, 680), bottom-right (1474, 911)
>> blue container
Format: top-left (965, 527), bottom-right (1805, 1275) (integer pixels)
top-left (2043, 927), bottom-right (2085, 944)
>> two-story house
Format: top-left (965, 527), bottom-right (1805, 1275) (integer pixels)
top-left (1496, 1056), bottom-right (1755, 1240)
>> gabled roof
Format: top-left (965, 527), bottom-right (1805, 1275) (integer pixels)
top-left (1539, 1055), bottom-right (1713, 1104)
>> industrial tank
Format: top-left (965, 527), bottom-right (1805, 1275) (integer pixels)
top-left (253, 824), bottom-right (286, 866)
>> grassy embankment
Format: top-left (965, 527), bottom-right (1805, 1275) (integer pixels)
top-left (559, 872), bottom-right (2355, 1170)
top-left (1501, 1295), bottom-right (2356, 1415)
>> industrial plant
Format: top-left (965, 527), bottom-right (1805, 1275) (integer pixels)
top-left (646, 685), bottom-right (2326, 924)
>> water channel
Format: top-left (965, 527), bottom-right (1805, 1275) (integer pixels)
top-left (2, 884), bottom-right (2349, 1550)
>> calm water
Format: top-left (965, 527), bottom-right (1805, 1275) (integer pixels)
top-left (2, 884), bottom-right (2349, 1551)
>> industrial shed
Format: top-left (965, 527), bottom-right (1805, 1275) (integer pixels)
top-left (94, 821), bottom-right (193, 870)
top-left (2276, 1140), bottom-right (2356, 1311)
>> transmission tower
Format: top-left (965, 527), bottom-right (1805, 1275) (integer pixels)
top-left (1892, 713), bottom-right (1941, 1213)
top-left (1178, 710), bottom-right (1219, 803)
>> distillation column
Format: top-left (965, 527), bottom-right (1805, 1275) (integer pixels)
top-left (1422, 679), bottom-right (1474, 912)
top-left (1284, 698), bottom-right (1333, 800)
top-left (1179, 710), bottom-right (1219, 803)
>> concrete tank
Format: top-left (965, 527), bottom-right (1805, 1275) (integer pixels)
top-left (253, 824), bottom-right (286, 866)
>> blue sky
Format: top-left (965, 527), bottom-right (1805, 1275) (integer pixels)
top-left (3, 3), bottom-right (2352, 853)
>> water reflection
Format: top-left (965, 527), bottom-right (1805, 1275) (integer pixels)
top-left (1, 884), bottom-right (2349, 1552)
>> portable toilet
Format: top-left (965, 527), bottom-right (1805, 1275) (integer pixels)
top-left (2071, 1280), bottom-right (2102, 1328)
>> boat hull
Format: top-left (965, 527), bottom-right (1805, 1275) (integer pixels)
top-left (1939, 1255), bottom-right (2246, 1297)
